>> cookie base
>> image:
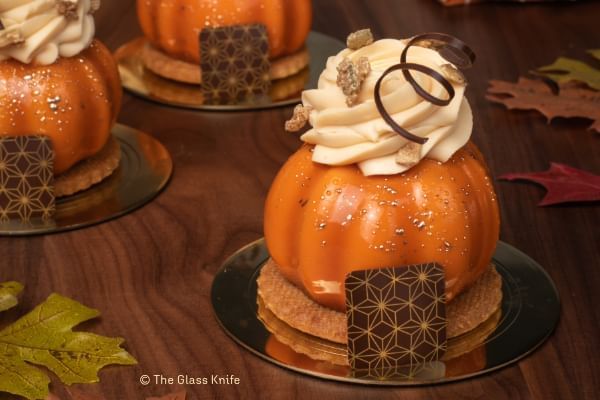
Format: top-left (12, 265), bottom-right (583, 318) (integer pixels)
top-left (55, 136), bottom-right (120, 197)
top-left (141, 43), bottom-right (310, 85)
top-left (257, 259), bottom-right (503, 365)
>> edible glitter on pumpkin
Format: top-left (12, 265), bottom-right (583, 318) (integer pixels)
top-left (0, 40), bottom-right (121, 175)
top-left (264, 143), bottom-right (500, 311)
top-left (137, 0), bottom-right (312, 63)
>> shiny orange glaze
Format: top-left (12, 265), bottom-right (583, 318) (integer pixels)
top-left (137, 0), bottom-right (312, 63)
top-left (264, 142), bottom-right (500, 311)
top-left (0, 40), bottom-right (122, 175)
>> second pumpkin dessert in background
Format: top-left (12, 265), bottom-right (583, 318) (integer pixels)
top-left (0, 0), bottom-right (122, 197)
top-left (136, 0), bottom-right (312, 84)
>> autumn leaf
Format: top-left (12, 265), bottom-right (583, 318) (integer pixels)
top-left (0, 294), bottom-right (137, 400)
top-left (486, 78), bottom-right (600, 133)
top-left (535, 57), bottom-right (600, 90)
top-left (0, 281), bottom-right (23, 312)
top-left (499, 163), bottom-right (600, 206)
top-left (147, 391), bottom-right (187, 400)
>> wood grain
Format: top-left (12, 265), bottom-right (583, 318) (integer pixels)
top-left (1, 0), bottom-right (599, 399)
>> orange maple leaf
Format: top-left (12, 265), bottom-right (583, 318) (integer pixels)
top-left (486, 77), bottom-right (600, 133)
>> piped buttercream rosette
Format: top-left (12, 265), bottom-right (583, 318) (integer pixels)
top-left (289, 31), bottom-right (476, 176)
top-left (0, 0), bottom-right (98, 65)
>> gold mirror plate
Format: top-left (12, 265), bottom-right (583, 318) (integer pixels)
top-left (115, 32), bottom-right (345, 111)
top-left (212, 239), bottom-right (560, 385)
top-left (0, 124), bottom-right (172, 236)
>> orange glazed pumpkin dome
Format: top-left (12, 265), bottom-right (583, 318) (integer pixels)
top-left (264, 33), bottom-right (500, 312)
top-left (264, 143), bottom-right (500, 311)
top-left (0, 1), bottom-right (122, 178)
top-left (137, 0), bottom-right (313, 64)
top-left (0, 41), bottom-right (122, 175)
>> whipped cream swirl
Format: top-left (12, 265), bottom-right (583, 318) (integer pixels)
top-left (0, 0), bottom-right (97, 65)
top-left (301, 38), bottom-right (473, 176)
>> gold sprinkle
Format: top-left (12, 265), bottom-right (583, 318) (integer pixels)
top-left (0, 26), bottom-right (25, 48)
top-left (336, 56), bottom-right (371, 107)
top-left (441, 63), bottom-right (465, 85)
top-left (396, 142), bottom-right (421, 166)
top-left (90, 0), bottom-right (101, 13)
top-left (284, 104), bottom-right (313, 132)
top-left (443, 241), bottom-right (453, 251)
top-left (346, 29), bottom-right (374, 50)
top-left (56, 0), bottom-right (79, 20)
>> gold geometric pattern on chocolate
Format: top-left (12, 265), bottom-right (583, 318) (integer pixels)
top-left (351, 361), bottom-right (445, 381)
top-left (199, 24), bottom-right (271, 104)
top-left (0, 136), bottom-right (55, 221)
top-left (345, 263), bottom-right (447, 375)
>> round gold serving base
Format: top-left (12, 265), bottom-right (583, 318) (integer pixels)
top-left (0, 124), bottom-right (172, 236)
top-left (255, 259), bottom-right (503, 366)
top-left (115, 32), bottom-right (344, 110)
top-left (140, 41), bottom-right (309, 84)
top-left (211, 239), bottom-right (560, 385)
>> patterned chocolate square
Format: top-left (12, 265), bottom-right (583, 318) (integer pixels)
top-left (0, 136), bottom-right (55, 221)
top-left (199, 24), bottom-right (271, 104)
top-left (351, 361), bottom-right (445, 381)
top-left (345, 263), bottom-right (447, 372)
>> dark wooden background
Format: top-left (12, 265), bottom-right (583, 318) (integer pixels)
top-left (1, 0), bottom-right (599, 399)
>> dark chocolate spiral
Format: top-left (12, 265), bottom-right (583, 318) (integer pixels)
top-left (374, 33), bottom-right (475, 145)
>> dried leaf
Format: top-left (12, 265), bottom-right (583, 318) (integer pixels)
top-left (146, 391), bottom-right (187, 400)
top-left (499, 163), bottom-right (600, 206)
top-left (588, 49), bottom-right (600, 61)
top-left (0, 294), bottom-right (137, 400)
top-left (535, 57), bottom-right (600, 90)
top-left (0, 281), bottom-right (23, 312)
top-left (486, 77), bottom-right (600, 133)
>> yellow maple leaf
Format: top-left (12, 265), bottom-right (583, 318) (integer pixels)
top-left (0, 293), bottom-right (137, 400)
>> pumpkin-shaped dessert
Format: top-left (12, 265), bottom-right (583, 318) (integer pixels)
top-left (0, 40), bottom-right (122, 175)
top-left (137, 0), bottom-right (312, 64)
top-left (264, 142), bottom-right (500, 311)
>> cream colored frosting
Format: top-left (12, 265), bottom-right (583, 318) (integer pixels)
top-left (0, 0), bottom-right (96, 65)
top-left (300, 38), bottom-right (473, 176)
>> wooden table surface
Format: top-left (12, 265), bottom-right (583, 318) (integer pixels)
top-left (2, 0), bottom-right (599, 399)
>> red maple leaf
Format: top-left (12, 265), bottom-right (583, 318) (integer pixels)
top-left (499, 163), bottom-right (600, 206)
